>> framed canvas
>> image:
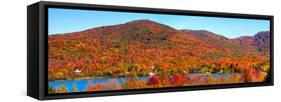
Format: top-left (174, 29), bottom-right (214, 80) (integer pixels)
top-left (27, 1), bottom-right (274, 100)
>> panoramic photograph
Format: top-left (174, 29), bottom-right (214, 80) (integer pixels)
top-left (48, 8), bottom-right (270, 94)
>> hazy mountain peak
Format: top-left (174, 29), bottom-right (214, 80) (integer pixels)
top-left (255, 31), bottom-right (270, 38)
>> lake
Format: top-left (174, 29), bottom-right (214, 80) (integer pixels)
top-left (48, 74), bottom-right (238, 92)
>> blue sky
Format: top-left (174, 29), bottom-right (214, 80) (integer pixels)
top-left (48, 8), bottom-right (270, 38)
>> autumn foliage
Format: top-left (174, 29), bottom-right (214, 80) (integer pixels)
top-left (48, 20), bottom-right (270, 93)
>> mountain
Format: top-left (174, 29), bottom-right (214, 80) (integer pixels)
top-left (50, 20), bottom-right (179, 41)
top-left (253, 31), bottom-right (270, 53)
top-left (49, 20), bottom-right (270, 59)
top-left (49, 20), bottom-right (245, 59)
top-left (181, 29), bottom-right (259, 55)
top-left (48, 19), bottom-right (270, 80)
top-left (233, 31), bottom-right (270, 54)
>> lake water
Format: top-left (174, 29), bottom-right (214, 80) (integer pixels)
top-left (48, 74), bottom-right (238, 92)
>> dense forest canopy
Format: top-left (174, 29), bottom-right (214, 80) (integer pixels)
top-left (48, 20), bottom-right (270, 93)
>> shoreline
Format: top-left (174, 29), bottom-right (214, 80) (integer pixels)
top-left (48, 73), bottom-right (242, 82)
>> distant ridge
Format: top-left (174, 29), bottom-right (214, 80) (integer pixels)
top-left (49, 19), bottom-right (269, 55)
top-left (233, 31), bottom-right (270, 54)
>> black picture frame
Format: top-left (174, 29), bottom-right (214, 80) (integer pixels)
top-left (27, 1), bottom-right (274, 100)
